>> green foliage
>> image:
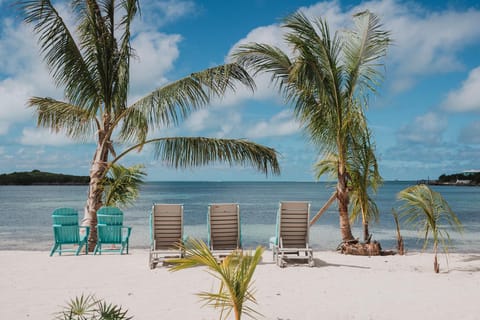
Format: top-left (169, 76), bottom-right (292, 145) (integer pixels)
top-left (54, 294), bottom-right (133, 320)
top-left (233, 10), bottom-right (391, 242)
top-left (101, 164), bottom-right (146, 208)
top-left (168, 238), bottom-right (264, 320)
top-left (397, 184), bottom-right (463, 272)
top-left (0, 170), bottom-right (89, 185)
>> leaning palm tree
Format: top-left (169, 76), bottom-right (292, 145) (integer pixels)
top-left (102, 164), bottom-right (146, 208)
top-left (169, 238), bottom-right (263, 320)
top-left (19, 0), bottom-right (280, 249)
top-left (397, 184), bottom-right (463, 273)
top-left (234, 11), bottom-right (391, 245)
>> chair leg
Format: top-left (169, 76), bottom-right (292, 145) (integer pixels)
top-left (50, 244), bottom-right (58, 257)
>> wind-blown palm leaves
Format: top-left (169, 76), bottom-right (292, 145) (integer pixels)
top-left (19, 0), bottom-right (280, 248)
top-left (102, 164), bottom-right (146, 208)
top-left (233, 11), bottom-right (391, 243)
top-left (397, 184), bottom-right (463, 273)
top-left (55, 294), bottom-right (133, 320)
top-left (169, 238), bottom-right (263, 320)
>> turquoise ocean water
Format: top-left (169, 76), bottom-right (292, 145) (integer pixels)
top-left (0, 181), bottom-right (479, 252)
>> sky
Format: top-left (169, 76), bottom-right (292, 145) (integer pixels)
top-left (0, 0), bottom-right (479, 182)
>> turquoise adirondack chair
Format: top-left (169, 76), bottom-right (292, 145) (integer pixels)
top-left (50, 208), bottom-right (90, 256)
top-left (93, 206), bottom-right (132, 255)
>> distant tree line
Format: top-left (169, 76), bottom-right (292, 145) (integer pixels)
top-left (0, 170), bottom-right (89, 185)
top-left (437, 172), bottom-right (480, 185)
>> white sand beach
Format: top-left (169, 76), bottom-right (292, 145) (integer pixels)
top-left (1, 250), bottom-right (479, 320)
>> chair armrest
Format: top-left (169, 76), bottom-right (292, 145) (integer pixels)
top-left (122, 226), bottom-right (132, 240)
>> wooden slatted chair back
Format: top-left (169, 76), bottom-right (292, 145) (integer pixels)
top-left (152, 204), bottom-right (183, 250)
top-left (208, 203), bottom-right (240, 250)
top-left (279, 201), bottom-right (310, 248)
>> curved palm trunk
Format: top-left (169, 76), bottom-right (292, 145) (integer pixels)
top-left (82, 139), bottom-right (109, 251)
top-left (337, 167), bottom-right (355, 243)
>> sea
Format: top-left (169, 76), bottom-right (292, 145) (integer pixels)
top-left (0, 181), bottom-right (479, 252)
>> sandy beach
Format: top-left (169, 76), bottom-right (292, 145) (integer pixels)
top-left (1, 250), bottom-right (479, 319)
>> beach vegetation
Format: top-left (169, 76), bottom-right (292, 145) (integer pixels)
top-left (169, 238), bottom-right (263, 320)
top-left (0, 170), bottom-right (89, 185)
top-left (101, 164), bottom-right (146, 208)
top-left (234, 11), bottom-right (391, 247)
top-left (55, 294), bottom-right (133, 320)
top-left (19, 0), bottom-right (280, 250)
top-left (397, 184), bottom-right (463, 273)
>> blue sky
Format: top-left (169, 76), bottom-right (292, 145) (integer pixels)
top-left (1, 0), bottom-right (480, 181)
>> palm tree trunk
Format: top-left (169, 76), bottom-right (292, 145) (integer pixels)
top-left (363, 221), bottom-right (370, 243)
top-left (337, 168), bottom-right (355, 243)
top-left (433, 242), bottom-right (440, 273)
top-left (82, 142), bottom-right (109, 251)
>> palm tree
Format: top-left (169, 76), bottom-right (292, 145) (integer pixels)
top-left (102, 164), bottom-right (146, 208)
top-left (169, 238), bottom-right (263, 320)
top-left (19, 0), bottom-right (280, 249)
top-left (314, 128), bottom-right (382, 243)
top-left (397, 184), bottom-right (463, 273)
top-left (233, 11), bottom-right (391, 244)
top-left (347, 129), bottom-right (382, 242)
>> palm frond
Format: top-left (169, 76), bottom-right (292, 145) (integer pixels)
top-left (102, 164), bottom-right (146, 208)
top-left (28, 97), bottom-right (96, 140)
top-left (343, 10), bottom-right (391, 103)
top-left (18, 0), bottom-right (99, 109)
top-left (149, 137), bottom-right (280, 176)
top-left (169, 239), bottom-right (263, 320)
top-left (130, 63), bottom-right (255, 129)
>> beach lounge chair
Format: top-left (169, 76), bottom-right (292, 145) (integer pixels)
top-left (93, 206), bottom-right (132, 255)
top-left (207, 203), bottom-right (241, 259)
top-left (149, 203), bottom-right (184, 269)
top-left (50, 208), bottom-right (89, 256)
top-left (271, 201), bottom-right (314, 267)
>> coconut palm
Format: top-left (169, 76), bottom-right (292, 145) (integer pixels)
top-left (19, 0), bottom-right (280, 249)
top-left (169, 238), bottom-right (263, 320)
top-left (102, 164), bottom-right (146, 208)
top-left (234, 11), bottom-right (391, 244)
top-left (397, 184), bottom-right (463, 273)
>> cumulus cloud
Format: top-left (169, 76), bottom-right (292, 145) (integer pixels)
top-left (396, 112), bottom-right (447, 145)
top-left (225, 0), bottom-right (480, 102)
top-left (20, 128), bottom-right (75, 146)
top-left (134, 0), bottom-right (197, 30)
top-left (129, 31), bottom-right (182, 100)
top-left (443, 66), bottom-right (480, 112)
top-left (246, 110), bottom-right (301, 139)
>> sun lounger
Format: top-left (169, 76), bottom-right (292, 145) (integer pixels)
top-left (149, 203), bottom-right (184, 269)
top-left (207, 203), bottom-right (241, 259)
top-left (271, 201), bottom-right (314, 267)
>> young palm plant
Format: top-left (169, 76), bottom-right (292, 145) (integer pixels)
top-left (348, 129), bottom-right (382, 243)
top-left (168, 238), bottom-right (264, 320)
top-left (55, 294), bottom-right (132, 320)
top-left (102, 164), bottom-right (146, 208)
top-left (19, 0), bottom-right (280, 249)
top-left (397, 184), bottom-right (463, 273)
top-left (233, 10), bottom-right (391, 245)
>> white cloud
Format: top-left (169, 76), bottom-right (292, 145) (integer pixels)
top-left (20, 128), bottom-right (75, 146)
top-left (396, 112), bottom-right (447, 145)
top-left (224, 0), bottom-right (480, 103)
top-left (134, 0), bottom-right (197, 31)
top-left (129, 31), bottom-right (182, 100)
top-left (246, 110), bottom-right (301, 139)
top-left (183, 109), bottom-right (210, 132)
top-left (443, 66), bottom-right (480, 112)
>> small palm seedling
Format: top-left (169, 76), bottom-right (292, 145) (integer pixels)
top-left (168, 238), bottom-right (264, 320)
top-left (54, 294), bottom-right (132, 320)
top-left (397, 184), bottom-right (463, 273)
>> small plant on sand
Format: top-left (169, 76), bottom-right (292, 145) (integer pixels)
top-left (168, 238), bottom-right (263, 320)
top-left (397, 184), bottom-right (463, 273)
top-left (55, 294), bottom-right (132, 320)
